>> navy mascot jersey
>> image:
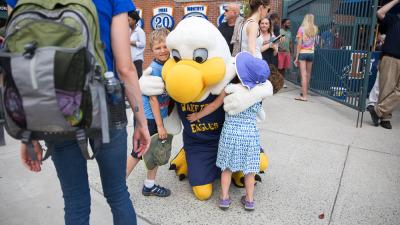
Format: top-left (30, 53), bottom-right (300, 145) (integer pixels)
top-left (177, 95), bottom-right (225, 186)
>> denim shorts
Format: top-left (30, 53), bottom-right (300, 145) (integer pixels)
top-left (298, 53), bottom-right (314, 62)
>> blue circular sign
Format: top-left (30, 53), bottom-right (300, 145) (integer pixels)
top-left (151, 13), bottom-right (175, 30)
top-left (183, 12), bottom-right (208, 20)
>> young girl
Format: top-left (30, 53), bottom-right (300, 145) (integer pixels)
top-left (187, 52), bottom-right (270, 211)
top-left (294, 14), bottom-right (318, 101)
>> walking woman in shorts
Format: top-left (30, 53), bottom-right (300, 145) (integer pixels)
top-left (294, 14), bottom-right (318, 101)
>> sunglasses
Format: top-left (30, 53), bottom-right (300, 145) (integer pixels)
top-left (264, 5), bottom-right (271, 13)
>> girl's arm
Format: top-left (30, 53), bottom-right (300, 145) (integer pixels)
top-left (260, 39), bottom-right (273, 52)
top-left (294, 28), bottom-right (303, 67)
top-left (294, 37), bottom-right (302, 67)
top-left (187, 92), bottom-right (226, 122)
top-left (246, 21), bottom-right (259, 56)
top-left (149, 96), bottom-right (167, 139)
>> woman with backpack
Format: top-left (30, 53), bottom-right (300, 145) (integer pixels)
top-left (294, 14), bottom-right (318, 102)
top-left (7, 0), bottom-right (151, 224)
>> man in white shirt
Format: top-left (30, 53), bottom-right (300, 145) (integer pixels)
top-left (129, 11), bottom-right (146, 77)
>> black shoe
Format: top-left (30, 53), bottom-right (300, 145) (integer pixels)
top-left (380, 121), bottom-right (392, 129)
top-left (367, 106), bottom-right (379, 126)
top-left (142, 184), bottom-right (171, 197)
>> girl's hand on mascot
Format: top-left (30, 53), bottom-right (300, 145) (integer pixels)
top-left (157, 126), bottom-right (168, 139)
top-left (186, 113), bottom-right (199, 123)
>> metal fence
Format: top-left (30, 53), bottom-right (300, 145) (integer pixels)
top-left (284, 0), bottom-right (379, 127)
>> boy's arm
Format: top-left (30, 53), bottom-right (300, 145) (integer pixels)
top-left (149, 96), bottom-right (167, 139)
top-left (187, 92), bottom-right (226, 122)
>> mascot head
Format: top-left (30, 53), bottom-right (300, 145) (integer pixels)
top-left (162, 17), bottom-right (235, 103)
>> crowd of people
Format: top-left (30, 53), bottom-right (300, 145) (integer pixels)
top-left (1, 0), bottom-right (399, 224)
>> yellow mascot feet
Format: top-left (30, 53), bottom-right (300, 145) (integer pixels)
top-left (169, 148), bottom-right (188, 180)
top-left (192, 184), bottom-right (213, 200)
top-left (260, 151), bottom-right (269, 173)
top-left (232, 171), bottom-right (245, 188)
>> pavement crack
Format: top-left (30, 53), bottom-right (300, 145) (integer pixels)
top-left (328, 145), bottom-right (350, 225)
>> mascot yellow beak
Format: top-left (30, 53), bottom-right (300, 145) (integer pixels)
top-left (162, 57), bottom-right (226, 103)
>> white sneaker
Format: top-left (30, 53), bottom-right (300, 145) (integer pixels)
top-left (283, 84), bottom-right (287, 88)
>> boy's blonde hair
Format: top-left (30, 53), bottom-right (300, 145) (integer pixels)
top-left (149, 28), bottom-right (170, 49)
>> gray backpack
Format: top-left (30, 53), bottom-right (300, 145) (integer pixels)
top-left (0, 0), bottom-right (111, 160)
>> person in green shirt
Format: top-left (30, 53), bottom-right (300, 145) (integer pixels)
top-left (278, 18), bottom-right (293, 88)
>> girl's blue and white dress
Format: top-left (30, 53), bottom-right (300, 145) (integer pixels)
top-left (216, 102), bottom-right (262, 174)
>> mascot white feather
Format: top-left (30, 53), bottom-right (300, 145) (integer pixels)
top-left (140, 17), bottom-right (272, 200)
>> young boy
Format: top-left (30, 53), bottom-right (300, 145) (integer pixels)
top-left (126, 28), bottom-right (171, 197)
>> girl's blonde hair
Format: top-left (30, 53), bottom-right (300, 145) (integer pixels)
top-left (301, 14), bottom-right (318, 38)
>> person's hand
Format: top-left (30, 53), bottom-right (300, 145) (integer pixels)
top-left (294, 58), bottom-right (299, 67)
top-left (157, 126), bottom-right (168, 139)
top-left (132, 124), bottom-right (150, 158)
top-left (20, 141), bottom-right (43, 172)
top-left (186, 113), bottom-right (199, 123)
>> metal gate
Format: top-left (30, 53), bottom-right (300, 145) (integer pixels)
top-left (284, 0), bottom-right (379, 127)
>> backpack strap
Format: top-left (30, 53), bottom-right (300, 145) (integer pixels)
top-left (42, 142), bottom-right (54, 161)
top-left (20, 130), bottom-right (37, 161)
top-left (0, 124), bottom-right (5, 146)
top-left (76, 129), bottom-right (96, 160)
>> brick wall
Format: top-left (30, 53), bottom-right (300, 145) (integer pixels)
top-left (133, 0), bottom-right (282, 67)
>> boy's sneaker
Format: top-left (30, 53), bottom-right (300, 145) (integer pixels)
top-left (219, 198), bottom-right (231, 210)
top-left (241, 196), bottom-right (255, 211)
top-left (142, 185), bottom-right (171, 197)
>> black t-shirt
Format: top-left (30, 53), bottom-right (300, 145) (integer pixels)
top-left (218, 22), bottom-right (234, 54)
top-left (380, 14), bottom-right (400, 59)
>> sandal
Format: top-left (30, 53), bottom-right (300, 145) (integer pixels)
top-left (295, 97), bottom-right (308, 102)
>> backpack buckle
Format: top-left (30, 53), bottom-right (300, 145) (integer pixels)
top-left (23, 41), bottom-right (38, 59)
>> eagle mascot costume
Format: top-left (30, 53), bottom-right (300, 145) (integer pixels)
top-left (140, 17), bottom-right (272, 200)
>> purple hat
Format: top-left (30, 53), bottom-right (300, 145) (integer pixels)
top-left (235, 51), bottom-right (270, 89)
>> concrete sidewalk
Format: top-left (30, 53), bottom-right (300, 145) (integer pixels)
top-left (1, 83), bottom-right (399, 225)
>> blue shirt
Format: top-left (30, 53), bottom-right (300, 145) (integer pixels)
top-left (6, 0), bottom-right (135, 71)
top-left (321, 30), bottom-right (333, 49)
top-left (142, 60), bottom-right (170, 119)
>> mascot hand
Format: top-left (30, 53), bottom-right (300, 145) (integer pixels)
top-left (164, 106), bottom-right (182, 135)
top-left (224, 81), bottom-right (273, 115)
top-left (169, 148), bottom-right (188, 180)
top-left (139, 67), bottom-right (165, 96)
top-left (256, 109), bottom-right (266, 122)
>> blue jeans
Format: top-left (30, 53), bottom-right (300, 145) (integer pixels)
top-left (51, 129), bottom-right (136, 225)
